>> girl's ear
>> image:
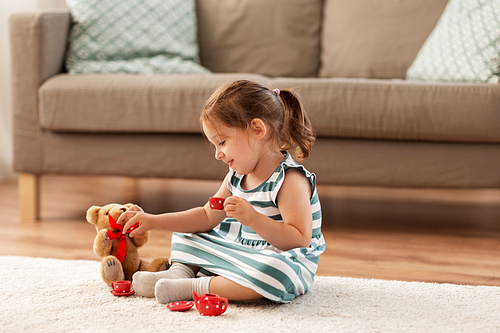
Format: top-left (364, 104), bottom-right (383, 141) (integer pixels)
top-left (250, 118), bottom-right (267, 140)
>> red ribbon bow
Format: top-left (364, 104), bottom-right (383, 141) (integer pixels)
top-left (106, 214), bottom-right (139, 263)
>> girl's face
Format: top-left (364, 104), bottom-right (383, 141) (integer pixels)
top-left (202, 121), bottom-right (260, 175)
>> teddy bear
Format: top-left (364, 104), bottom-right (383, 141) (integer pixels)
top-left (86, 203), bottom-right (170, 286)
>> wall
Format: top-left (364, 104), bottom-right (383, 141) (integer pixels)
top-left (0, 0), bottom-right (67, 181)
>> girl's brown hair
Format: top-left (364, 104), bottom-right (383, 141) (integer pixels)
top-left (200, 80), bottom-right (315, 160)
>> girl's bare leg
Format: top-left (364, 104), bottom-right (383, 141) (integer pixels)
top-left (174, 262), bottom-right (262, 300)
top-left (209, 275), bottom-right (263, 301)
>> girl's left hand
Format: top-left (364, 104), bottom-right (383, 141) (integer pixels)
top-left (223, 196), bottom-right (257, 226)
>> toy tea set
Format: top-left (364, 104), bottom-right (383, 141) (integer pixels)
top-left (100, 198), bottom-right (228, 316)
top-left (111, 280), bottom-right (135, 296)
top-left (110, 280), bottom-right (228, 316)
top-left (167, 292), bottom-right (229, 316)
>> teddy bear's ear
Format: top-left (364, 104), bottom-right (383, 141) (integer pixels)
top-left (86, 206), bottom-right (101, 225)
top-left (125, 203), bottom-right (134, 209)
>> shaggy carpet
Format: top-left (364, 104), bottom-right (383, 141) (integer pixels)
top-left (1, 256), bottom-right (499, 332)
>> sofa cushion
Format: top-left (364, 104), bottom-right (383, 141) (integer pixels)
top-left (196, 0), bottom-right (322, 77)
top-left (269, 78), bottom-right (500, 143)
top-left (407, 0), bottom-right (500, 83)
top-left (38, 73), bottom-right (269, 133)
top-left (319, 0), bottom-right (449, 79)
top-left (65, 0), bottom-right (209, 74)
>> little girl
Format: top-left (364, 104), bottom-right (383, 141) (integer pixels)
top-left (119, 80), bottom-right (325, 304)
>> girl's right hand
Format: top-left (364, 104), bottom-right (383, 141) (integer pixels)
top-left (118, 205), bottom-right (154, 238)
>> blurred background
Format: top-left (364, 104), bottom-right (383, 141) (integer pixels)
top-left (0, 0), bottom-right (68, 182)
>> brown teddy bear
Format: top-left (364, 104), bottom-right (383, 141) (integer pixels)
top-left (86, 203), bottom-right (170, 286)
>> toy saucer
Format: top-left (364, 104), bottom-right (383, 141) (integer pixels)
top-left (111, 289), bottom-right (135, 297)
top-left (167, 301), bottom-right (194, 311)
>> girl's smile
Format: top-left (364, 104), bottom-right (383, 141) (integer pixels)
top-left (202, 122), bottom-right (258, 175)
top-left (202, 119), bottom-right (285, 190)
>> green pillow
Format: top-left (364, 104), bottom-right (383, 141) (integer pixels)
top-left (407, 0), bottom-right (500, 83)
top-left (65, 0), bottom-right (210, 74)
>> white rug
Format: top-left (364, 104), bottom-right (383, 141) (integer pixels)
top-left (1, 256), bottom-right (499, 333)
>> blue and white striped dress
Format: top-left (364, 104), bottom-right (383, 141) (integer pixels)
top-left (169, 153), bottom-right (325, 303)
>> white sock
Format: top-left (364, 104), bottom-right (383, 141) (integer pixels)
top-left (132, 263), bottom-right (195, 297)
top-left (155, 277), bottom-right (212, 304)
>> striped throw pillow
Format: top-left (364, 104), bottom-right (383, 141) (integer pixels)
top-left (65, 0), bottom-right (209, 74)
top-left (407, 0), bottom-right (500, 83)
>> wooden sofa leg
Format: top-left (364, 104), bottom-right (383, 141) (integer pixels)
top-left (18, 173), bottom-right (41, 221)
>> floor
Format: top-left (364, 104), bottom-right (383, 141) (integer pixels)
top-left (1, 175), bottom-right (500, 286)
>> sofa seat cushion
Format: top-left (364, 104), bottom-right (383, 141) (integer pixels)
top-left (269, 78), bottom-right (500, 143)
top-left (39, 73), bottom-right (269, 133)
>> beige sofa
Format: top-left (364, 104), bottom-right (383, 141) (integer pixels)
top-left (10, 0), bottom-right (500, 220)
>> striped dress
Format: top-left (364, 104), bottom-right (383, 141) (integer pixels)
top-left (169, 153), bottom-right (325, 303)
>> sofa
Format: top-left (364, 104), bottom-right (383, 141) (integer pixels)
top-left (10, 0), bottom-right (500, 220)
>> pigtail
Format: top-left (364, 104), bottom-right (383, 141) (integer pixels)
top-left (279, 89), bottom-right (316, 160)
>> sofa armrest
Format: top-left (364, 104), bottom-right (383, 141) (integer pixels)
top-left (9, 11), bottom-right (71, 174)
top-left (10, 11), bottom-right (71, 84)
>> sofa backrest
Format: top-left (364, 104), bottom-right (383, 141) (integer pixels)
top-left (196, 0), bottom-right (449, 80)
top-left (320, 0), bottom-right (450, 79)
top-left (196, 0), bottom-right (323, 78)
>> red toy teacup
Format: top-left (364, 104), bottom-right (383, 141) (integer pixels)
top-left (192, 291), bottom-right (228, 316)
top-left (111, 280), bottom-right (131, 293)
top-left (209, 197), bottom-right (225, 210)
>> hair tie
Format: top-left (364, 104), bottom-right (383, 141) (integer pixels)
top-left (273, 88), bottom-right (280, 97)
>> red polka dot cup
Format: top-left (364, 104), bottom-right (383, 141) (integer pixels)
top-left (192, 291), bottom-right (228, 316)
top-left (111, 280), bottom-right (131, 293)
top-left (209, 197), bottom-right (225, 210)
